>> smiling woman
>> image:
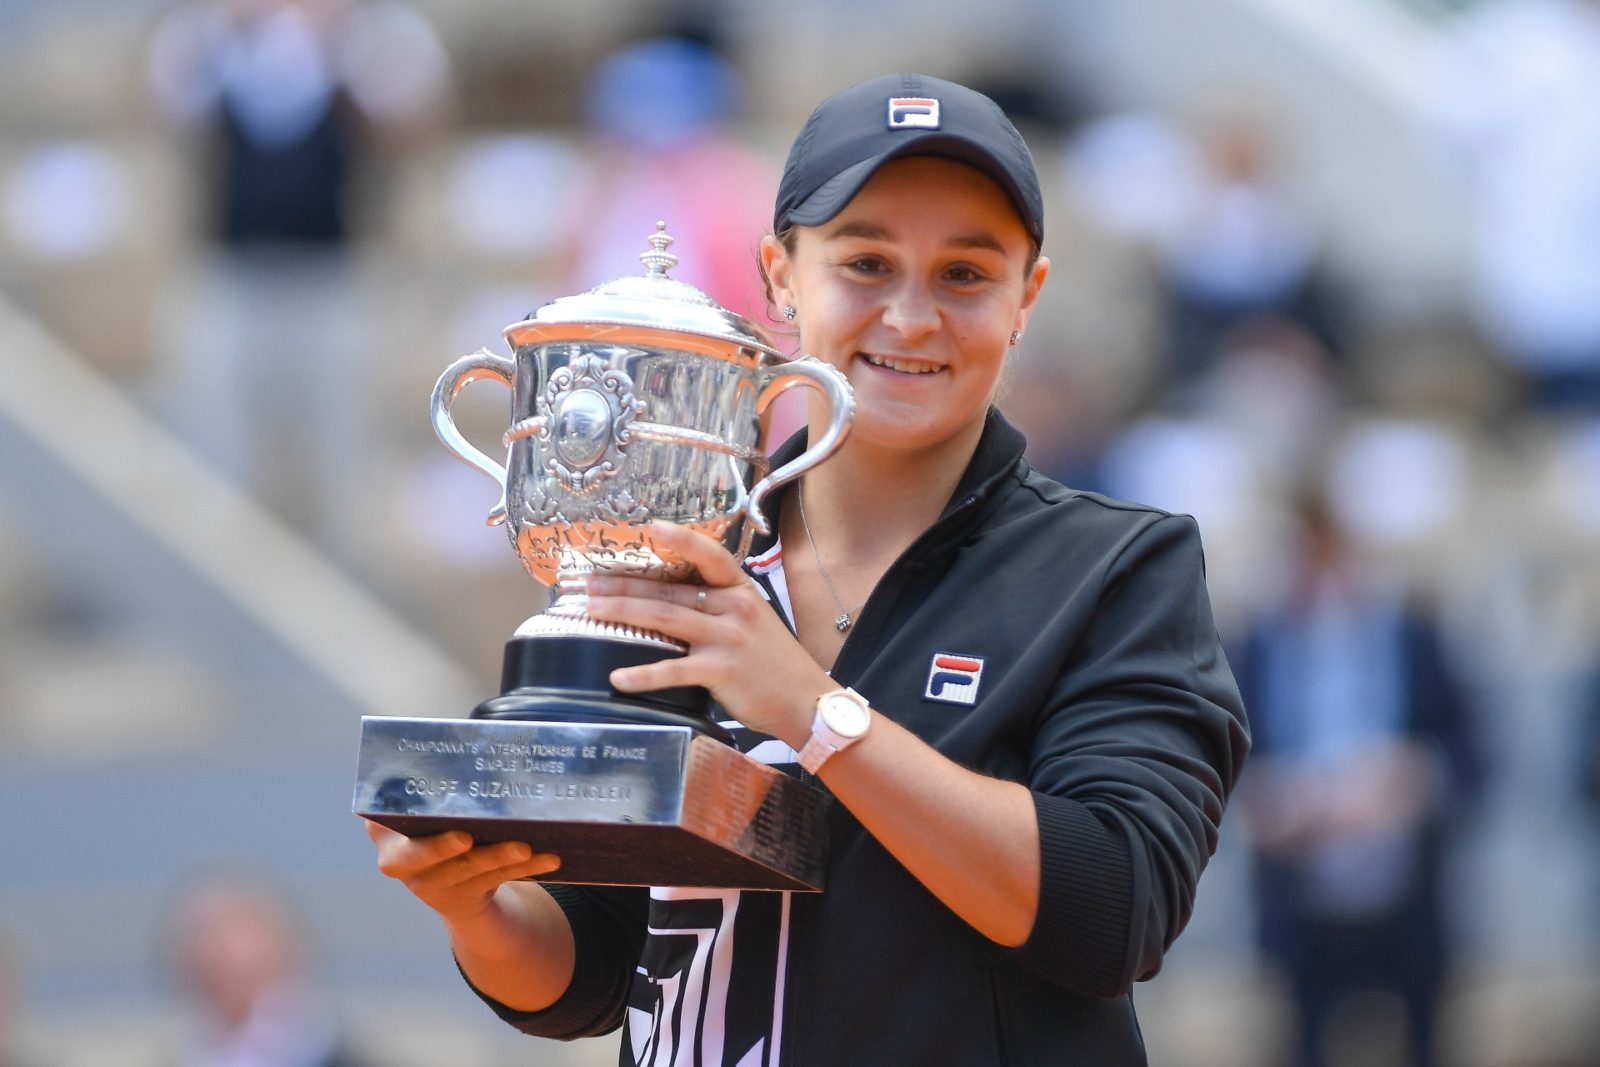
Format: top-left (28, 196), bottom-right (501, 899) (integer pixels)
top-left (761, 155), bottom-right (1048, 473)
top-left (367, 72), bottom-right (1251, 1067)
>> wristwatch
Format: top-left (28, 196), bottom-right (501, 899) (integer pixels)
top-left (798, 687), bottom-right (872, 774)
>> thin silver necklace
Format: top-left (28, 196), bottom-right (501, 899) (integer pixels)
top-left (796, 482), bottom-right (866, 632)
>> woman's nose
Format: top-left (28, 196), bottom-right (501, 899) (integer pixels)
top-left (881, 281), bottom-right (940, 341)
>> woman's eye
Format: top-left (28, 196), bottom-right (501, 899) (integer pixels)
top-left (945, 265), bottom-right (986, 284)
top-left (846, 256), bottom-right (887, 274)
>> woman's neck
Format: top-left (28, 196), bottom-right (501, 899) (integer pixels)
top-left (773, 412), bottom-right (984, 665)
top-left (788, 416), bottom-right (982, 558)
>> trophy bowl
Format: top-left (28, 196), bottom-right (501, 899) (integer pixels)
top-left (353, 224), bottom-right (852, 890)
top-left (436, 223), bottom-right (851, 644)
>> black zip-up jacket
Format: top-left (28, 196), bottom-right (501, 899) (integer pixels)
top-left (468, 411), bottom-right (1250, 1065)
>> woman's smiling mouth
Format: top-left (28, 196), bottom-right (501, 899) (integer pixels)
top-left (861, 353), bottom-right (943, 374)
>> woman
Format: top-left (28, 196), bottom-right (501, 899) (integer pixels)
top-left (368, 73), bottom-right (1249, 1065)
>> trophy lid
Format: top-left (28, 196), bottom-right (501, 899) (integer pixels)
top-left (506, 222), bottom-right (784, 361)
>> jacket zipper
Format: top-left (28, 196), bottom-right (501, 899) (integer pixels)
top-left (780, 492), bottom-right (984, 1064)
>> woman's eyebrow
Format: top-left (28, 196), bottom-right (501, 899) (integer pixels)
top-left (822, 221), bottom-right (893, 242)
top-left (947, 233), bottom-right (1008, 255)
top-left (823, 221), bottom-right (1008, 256)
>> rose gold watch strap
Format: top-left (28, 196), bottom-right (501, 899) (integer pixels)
top-left (798, 732), bottom-right (837, 774)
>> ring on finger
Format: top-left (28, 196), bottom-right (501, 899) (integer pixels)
top-left (694, 584), bottom-right (708, 612)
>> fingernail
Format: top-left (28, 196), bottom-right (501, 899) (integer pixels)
top-left (531, 854), bottom-right (561, 875)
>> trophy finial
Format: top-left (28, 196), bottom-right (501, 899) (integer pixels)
top-left (640, 221), bottom-right (678, 277)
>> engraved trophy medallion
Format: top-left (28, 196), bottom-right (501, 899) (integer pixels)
top-left (353, 224), bottom-right (855, 890)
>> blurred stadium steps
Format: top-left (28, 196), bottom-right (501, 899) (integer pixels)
top-left (0, 292), bottom-right (483, 1019)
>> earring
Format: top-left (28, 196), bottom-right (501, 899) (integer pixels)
top-left (1009, 330), bottom-right (1021, 347)
top-left (783, 305), bottom-right (797, 321)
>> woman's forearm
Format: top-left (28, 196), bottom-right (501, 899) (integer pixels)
top-left (446, 880), bottom-right (578, 1012)
top-left (806, 710), bottom-right (1041, 947)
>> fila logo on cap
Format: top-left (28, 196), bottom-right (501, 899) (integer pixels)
top-left (888, 96), bottom-right (940, 130)
top-left (925, 652), bottom-right (984, 706)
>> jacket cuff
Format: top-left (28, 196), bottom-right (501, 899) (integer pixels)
top-left (458, 884), bottom-right (630, 1040)
top-left (1007, 792), bottom-right (1135, 998)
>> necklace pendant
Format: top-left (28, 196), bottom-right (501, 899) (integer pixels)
top-left (834, 613), bottom-right (852, 632)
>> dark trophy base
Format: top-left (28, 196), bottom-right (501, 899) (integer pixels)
top-left (475, 634), bottom-right (734, 744)
top-left (352, 635), bottom-right (830, 891)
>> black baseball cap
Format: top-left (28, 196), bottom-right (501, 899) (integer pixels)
top-left (773, 72), bottom-right (1044, 246)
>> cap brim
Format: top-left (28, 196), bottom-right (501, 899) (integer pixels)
top-left (782, 133), bottom-right (1041, 244)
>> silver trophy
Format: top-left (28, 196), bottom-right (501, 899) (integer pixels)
top-left (353, 224), bottom-right (854, 890)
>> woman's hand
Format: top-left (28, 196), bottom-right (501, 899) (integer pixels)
top-left (365, 821), bottom-right (560, 923)
top-left (365, 821), bottom-right (577, 1013)
top-left (583, 521), bottom-right (833, 747)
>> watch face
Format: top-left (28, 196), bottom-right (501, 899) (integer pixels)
top-left (821, 692), bottom-right (871, 738)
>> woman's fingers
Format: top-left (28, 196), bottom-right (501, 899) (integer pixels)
top-left (369, 822), bottom-right (469, 875)
top-left (605, 649), bottom-right (706, 693)
top-left (582, 521), bottom-right (761, 636)
top-left (587, 589), bottom-right (714, 640)
top-left (643, 521), bottom-right (748, 587)
top-left (452, 840), bottom-right (560, 884)
top-left (364, 821), bottom-right (560, 918)
top-left (586, 574), bottom-right (708, 610)
top-left (372, 822), bottom-right (470, 858)
top-left (447, 853), bottom-right (562, 899)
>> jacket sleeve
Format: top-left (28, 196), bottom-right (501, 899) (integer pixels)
top-left (1006, 513), bottom-right (1250, 997)
top-left (460, 882), bottom-right (648, 1040)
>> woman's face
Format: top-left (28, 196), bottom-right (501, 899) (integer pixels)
top-left (763, 155), bottom-right (1049, 457)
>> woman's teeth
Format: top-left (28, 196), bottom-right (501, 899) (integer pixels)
top-left (864, 354), bottom-right (939, 374)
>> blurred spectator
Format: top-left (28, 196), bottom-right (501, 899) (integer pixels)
top-left (2, 142), bottom-right (134, 263)
top-left (1066, 105), bottom-right (1338, 400)
top-left (146, 0), bottom-right (449, 550)
top-left (1095, 406), bottom-right (1280, 637)
top-left (1322, 417), bottom-right (1473, 557)
top-left (1196, 314), bottom-right (1342, 487)
top-left (1004, 356), bottom-right (1120, 496)
top-left (1233, 496), bottom-right (1482, 1067)
top-left (149, 0), bottom-right (449, 244)
top-left (159, 870), bottom-right (370, 1067)
top-left (557, 32), bottom-right (776, 323)
top-left (553, 30), bottom-right (789, 440)
top-left (1431, 0), bottom-right (1600, 411)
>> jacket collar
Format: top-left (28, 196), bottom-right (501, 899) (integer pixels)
top-left (746, 407), bottom-right (1027, 562)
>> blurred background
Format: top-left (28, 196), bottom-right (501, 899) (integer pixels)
top-left (2, 0), bottom-right (1599, 1065)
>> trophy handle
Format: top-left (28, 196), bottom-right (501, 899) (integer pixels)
top-left (745, 356), bottom-right (855, 535)
top-left (431, 348), bottom-right (516, 527)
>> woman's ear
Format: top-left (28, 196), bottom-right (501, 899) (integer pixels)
top-left (759, 233), bottom-right (795, 310)
top-left (1014, 254), bottom-right (1050, 337)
